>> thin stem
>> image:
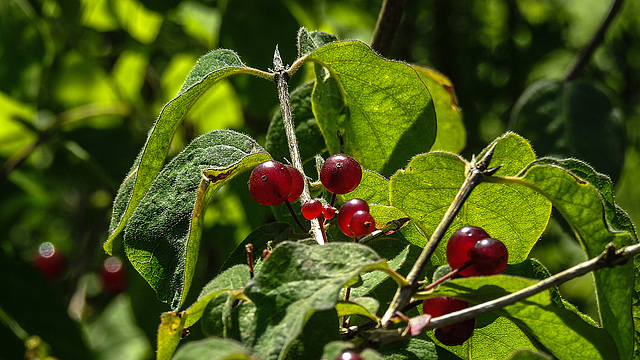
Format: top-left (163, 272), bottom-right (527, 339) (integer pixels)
top-left (419, 263), bottom-right (468, 293)
top-left (273, 46), bottom-right (324, 244)
top-left (285, 200), bottom-right (309, 232)
top-left (371, 0), bottom-right (407, 56)
top-left (564, 0), bottom-right (624, 81)
top-left (380, 145), bottom-right (499, 327)
top-left (246, 244), bottom-right (254, 278)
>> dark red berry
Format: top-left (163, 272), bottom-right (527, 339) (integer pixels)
top-left (422, 297), bottom-right (475, 346)
top-left (322, 204), bottom-right (336, 220)
top-left (446, 226), bottom-right (490, 277)
top-left (336, 350), bottom-right (362, 360)
top-left (320, 154), bottom-right (362, 194)
top-left (248, 161), bottom-right (292, 206)
top-left (301, 199), bottom-right (323, 220)
top-left (285, 165), bottom-right (304, 203)
top-left (100, 256), bottom-right (127, 294)
top-left (33, 242), bottom-right (67, 281)
top-left (349, 210), bottom-right (376, 236)
top-left (470, 238), bottom-right (508, 275)
top-left (337, 198), bottom-right (369, 237)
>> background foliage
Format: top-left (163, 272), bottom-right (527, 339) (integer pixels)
top-left (1, 0), bottom-right (639, 358)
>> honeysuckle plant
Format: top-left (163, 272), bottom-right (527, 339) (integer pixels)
top-left (105, 22), bottom-right (639, 360)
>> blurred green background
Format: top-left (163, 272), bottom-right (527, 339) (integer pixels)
top-left (1, 0), bottom-right (638, 358)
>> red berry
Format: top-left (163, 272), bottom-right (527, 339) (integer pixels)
top-left (337, 198), bottom-right (369, 237)
top-left (336, 350), bottom-right (362, 360)
top-left (422, 297), bottom-right (475, 346)
top-left (349, 210), bottom-right (376, 236)
top-left (446, 226), bottom-right (490, 277)
top-left (100, 256), bottom-right (127, 294)
top-left (248, 161), bottom-right (292, 206)
top-left (33, 242), bottom-right (67, 281)
top-left (470, 238), bottom-right (508, 275)
top-left (285, 165), bottom-right (304, 203)
top-left (320, 154), bottom-right (362, 194)
top-left (301, 199), bottom-right (323, 220)
top-left (322, 204), bottom-right (336, 220)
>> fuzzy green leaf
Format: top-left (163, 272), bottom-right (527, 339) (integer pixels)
top-left (390, 133), bottom-right (551, 265)
top-left (377, 338), bottom-right (439, 360)
top-left (496, 161), bottom-right (637, 359)
top-left (171, 338), bottom-right (255, 360)
top-left (123, 130), bottom-right (269, 310)
top-left (244, 241), bottom-right (386, 360)
top-left (306, 41), bottom-right (437, 177)
top-left (430, 275), bottom-right (618, 360)
top-left (297, 27), bottom-right (338, 58)
top-left (106, 50), bottom-right (270, 253)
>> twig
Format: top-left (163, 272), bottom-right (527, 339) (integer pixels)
top-left (380, 145), bottom-right (500, 327)
top-left (564, 0), bottom-right (624, 81)
top-left (371, 0), bottom-right (407, 56)
top-left (272, 46), bottom-right (324, 245)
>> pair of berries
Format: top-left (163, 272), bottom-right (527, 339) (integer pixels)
top-left (446, 226), bottom-right (509, 277)
top-left (248, 160), bottom-right (304, 206)
top-left (337, 198), bottom-right (375, 238)
top-left (301, 199), bottom-right (335, 221)
top-left (422, 226), bottom-right (509, 346)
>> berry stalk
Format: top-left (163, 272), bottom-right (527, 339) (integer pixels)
top-left (272, 46), bottom-right (324, 244)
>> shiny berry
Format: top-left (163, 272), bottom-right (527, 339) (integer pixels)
top-left (248, 161), bottom-right (292, 206)
top-left (33, 242), bottom-right (67, 281)
top-left (336, 350), bottom-right (362, 360)
top-left (100, 256), bottom-right (127, 294)
top-left (301, 199), bottom-right (323, 220)
top-left (337, 198), bottom-right (369, 237)
top-left (285, 165), bottom-right (304, 203)
top-left (422, 297), bottom-right (475, 346)
top-left (320, 154), bottom-right (362, 194)
top-left (322, 204), bottom-right (336, 220)
top-left (470, 238), bottom-right (508, 275)
top-left (446, 226), bottom-right (490, 277)
top-left (349, 210), bottom-right (376, 236)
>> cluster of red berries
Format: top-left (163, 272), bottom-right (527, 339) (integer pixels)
top-left (423, 226), bottom-right (509, 346)
top-left (248, 154), bottom-right (376, 239)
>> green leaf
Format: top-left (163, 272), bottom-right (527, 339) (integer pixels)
top-left (296, 27), bottom-right (338, 59)
top-left (106, 49), bottom-right (270, 253)
top-left (377, 338), bottom-right (439, 360)
top-left (265, 81), bottom-right (327, 164)
top-left (335, 297), bottom-right (380, 321)
top-left (284, 310), bottom-right (341, 360)
top-left (322, 342), bottom-right (384, 360)
top-left (306, 41), bottom-right (437, 177)
top-left (496, 162), bottom-right (637, 359)
top-left (349, 237), bottom-right (421, 309)
top-left (511, 79), bottom-right (626, 181)
top-left (219, 222), bottom-right (294, 273)
top-left (123, 130), bottom-right (270, 310)
top-left (244, 241), bottom-right (386, 360)
top-left (157, 311), bottom-right (186, 360)
top-left (412, 66), bottom-right (466, 153)
top-left (346, 170), bottom-right (391, 206)
top-left (431, 275), bottom-right (618, 360)
top-left (531, 157), bottom-right (636, 236)
top-left (433, 315), bottom-right (537, 360)
top-left (390, 133), bottom-right (551, 265)
top-left (171, 338), bottom-right (255, 360)
top-left (189, 264), bottom-right (251, 327)
top-left (506, 349), bottom-right (552, 360)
